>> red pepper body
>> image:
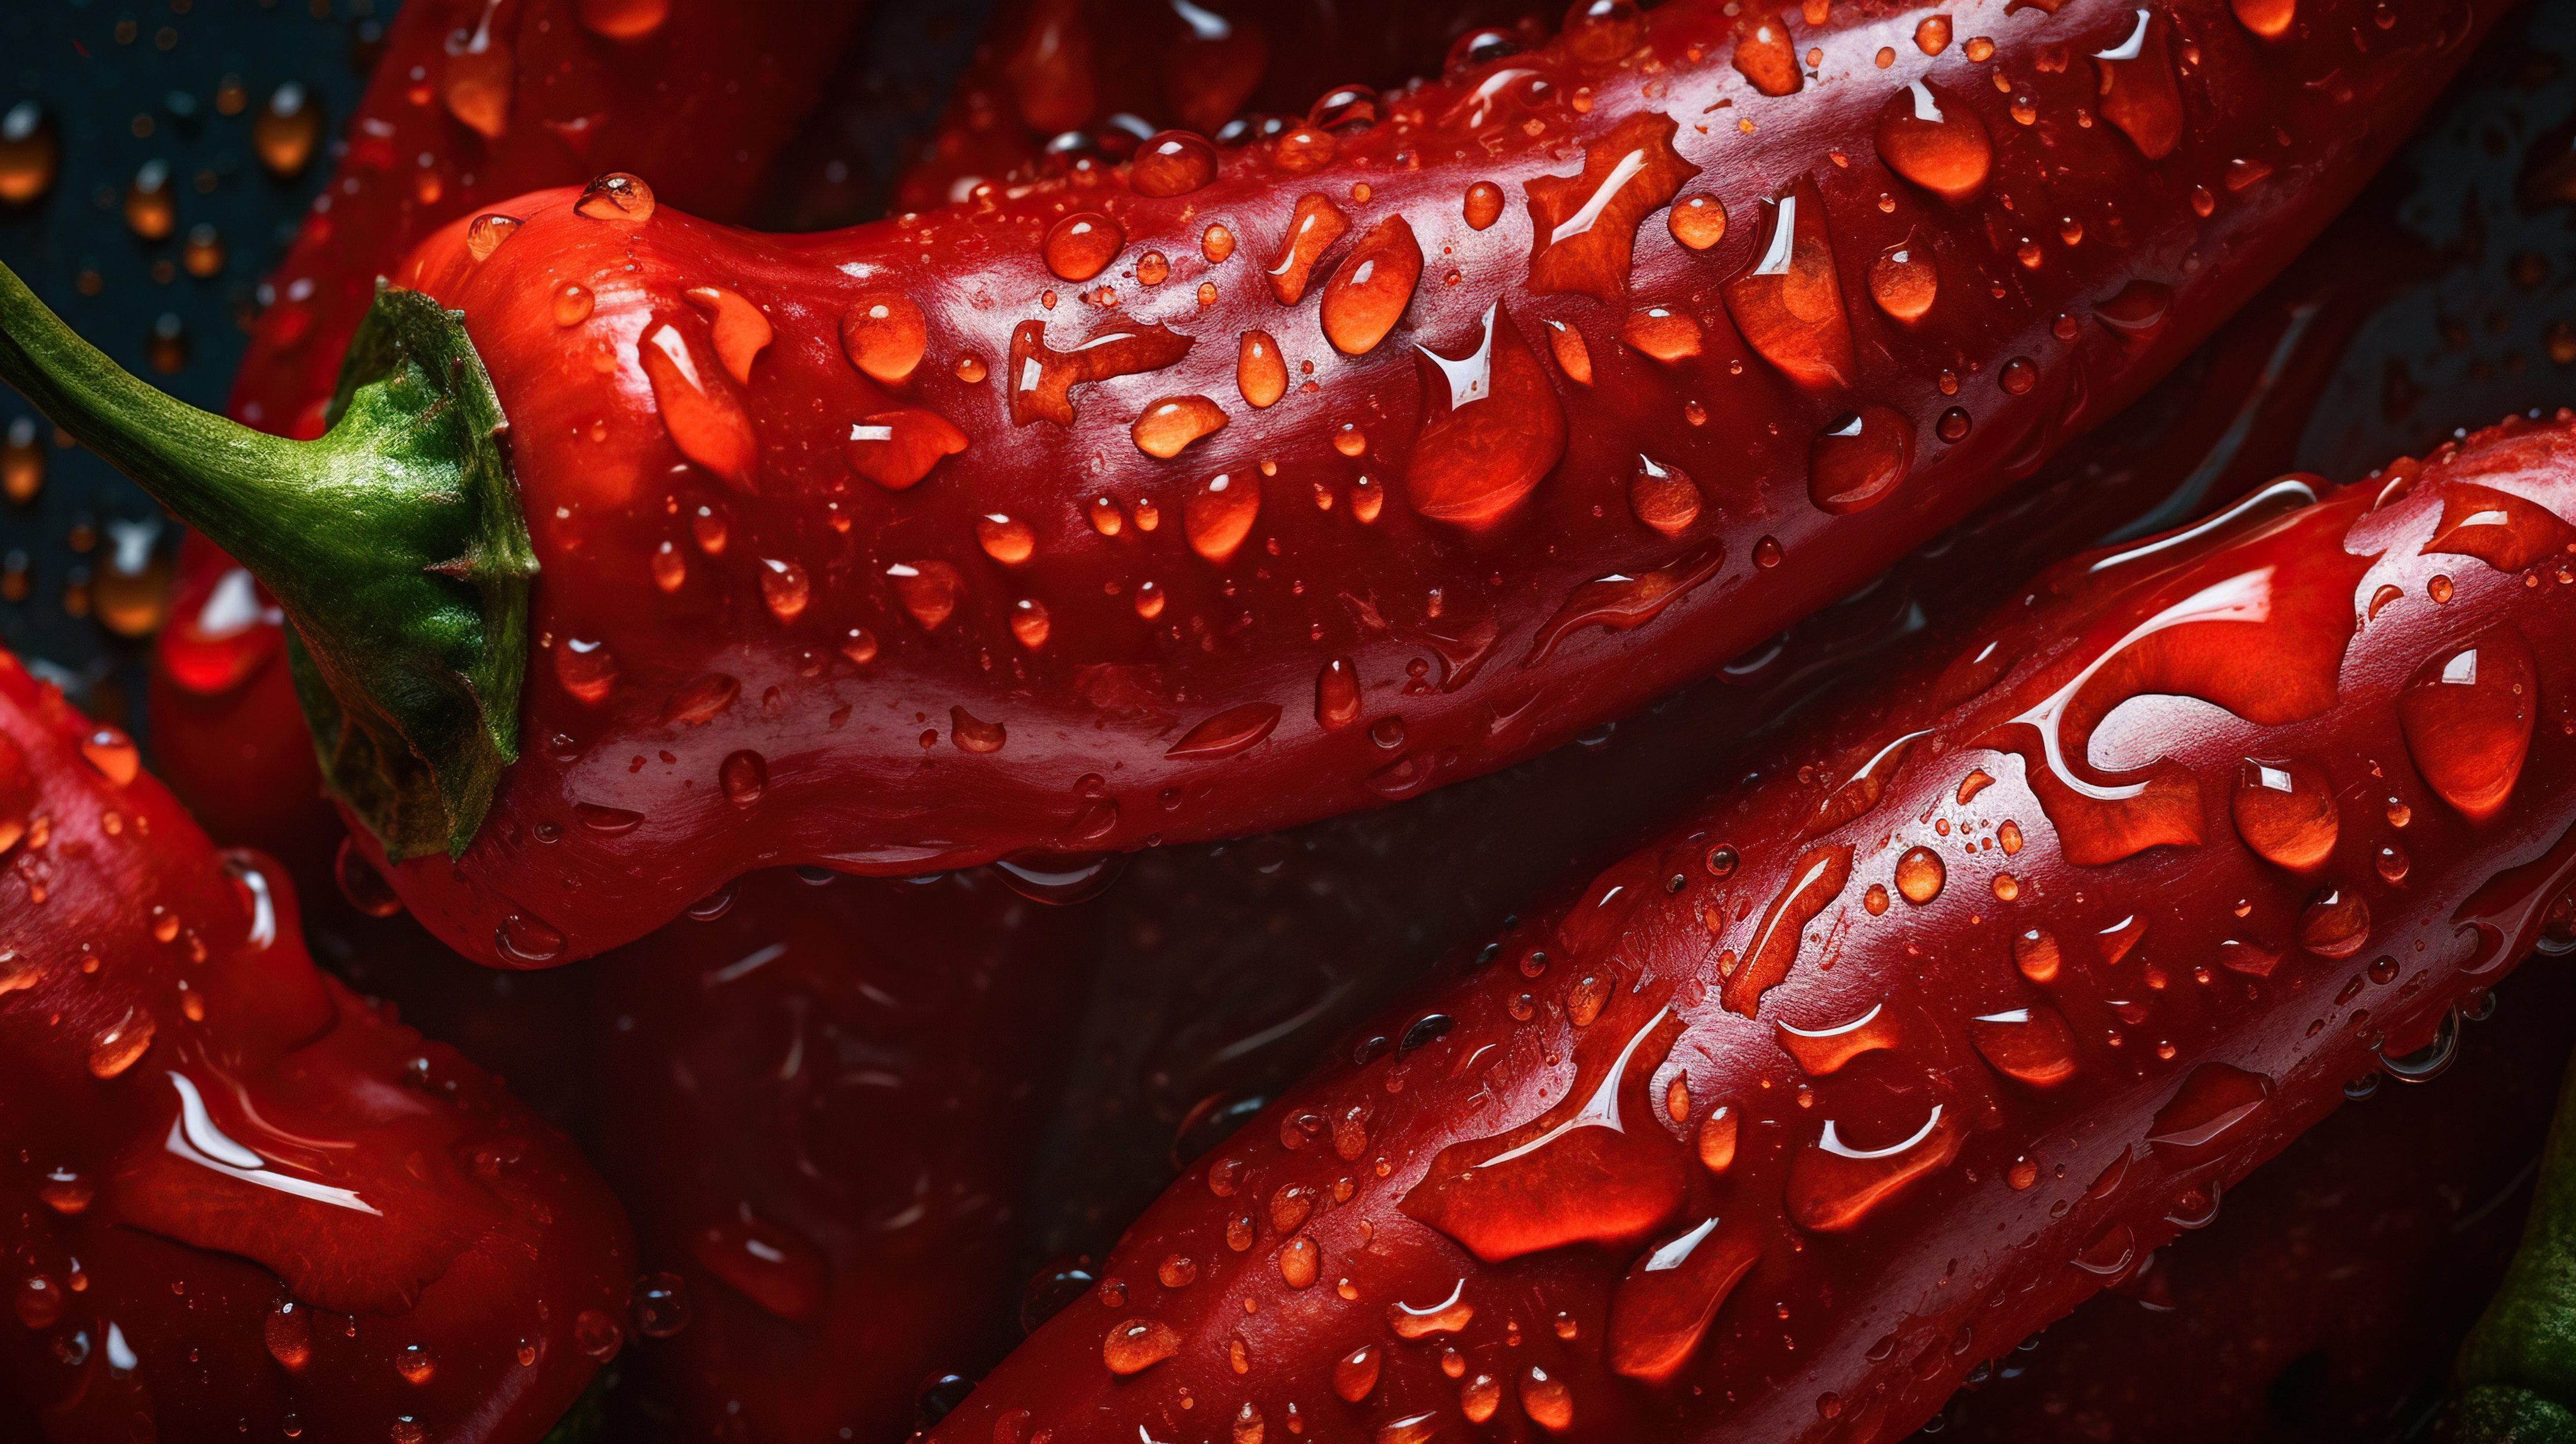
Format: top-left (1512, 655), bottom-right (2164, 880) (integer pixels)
top-left (374, 0), bottom-right (2498, 967)
top-left (228, 0), bottom-right (873, 441)
top-left (0, 656), bottom-right (631, 1442)
top-left (895, 0), bottom-right (1553, 214)
top-left (924, 411), bottom-right (2576, 1444)
top-left (149, 544), bottom-right (323, 859)
top-left (1946, 960), bottom-right (2576, 1442)
top-left (594, 867), bottom-right (1098, 1440)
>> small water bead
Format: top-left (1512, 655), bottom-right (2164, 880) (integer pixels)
top-left (719, 750), bottom-right (767, 805)
top-left (1999, 357), bottom-right (2037, 396)
top-left (1964, 35), bottom-right (1997, 61)
top-left (1868, 245), bottom-right (1938, 324)
top-left (1133, 581), bottom-right (1165, 619)
top-left (1864, 882), bottom-right (1891, 914)
top-left (1334, 1344), bottom-right (1382, 1401)
top-left (1937, 407), bottom-right (1973, 442)
top-left (395, 1344), bottom-right (437, 1385)
top-left (574, 172), bottom-right (656, 222)
top-left (2375, 845), bottom-right (2409, 883)
top-left (1754, 536), bottom-right (1784, 568)
top-left (2387, 799), bottom-right (2412, 828)
top-left (0, 101), bottom-right (60, 204)
top-left (2298, 888), bottom-right (2370, 957)
top-left (1237, 332), bottom-right (1288, 408)
top-left (551, 283), bottom-right (595, 327)
top-left (1010, 599), bottom-right (1051, 649)
top-left (1202, 224), bottom-right (1236, 264)
top-left (840, 294), bottom-right (928, 385)
top-left (81, 724), bottom-right (140, 785)
top-left (951, 707), bottom-right (1008, 754)
top-left (182, 224), bottom-right (226, 278)
top-left (1463, 180), bottom-right (1505, 230)
top-left (840, 628), bottom-right (879, 664)
top-left (1187, 473), bottom-right (1261, 564)
top-left (2, 417), bottom-right (40, 503)
top-left (1809, 407), bottom-right (1913, 514)
top-left (88, 1007), bottom-right (156, 1078)
top-left (1916, 14), bottom-right (1951, 52)
top-left (1105, 1318), bottom-right (1181, 1374)
top-left (264, 1301), bottom-right (313, 1370)
top-left (2429, 574), bottom-right (2455, 605)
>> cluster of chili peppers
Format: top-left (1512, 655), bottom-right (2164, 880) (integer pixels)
top-left (12, 0), bottom-right (2576, 1440)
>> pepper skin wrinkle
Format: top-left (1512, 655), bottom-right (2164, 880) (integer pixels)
top-left (928, 413), bottom-right (2576, 1444)
top-left (17, 0), bottom-right (2506, 966)
top-left (0, 651), bottom-right (630, 1442)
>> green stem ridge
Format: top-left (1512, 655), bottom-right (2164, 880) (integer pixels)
top-left (2455, 1044), bottom-right (2576, 1442)
top-left (0, 261), bottom-right (533, 861)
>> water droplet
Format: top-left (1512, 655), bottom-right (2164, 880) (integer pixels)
top-left (2298, 887), bottom-right (2370, 957)
top-left (80, 723), bottom-right (140, 785)
top-left (1669, 195), bottom-right (1727, 251)
top-left (1724, 176), bottom-right (1855, 388)
top-left (1526, 112), bottom-right (1700, 303)
top-left (265, 1299), bottom-right (312, 1370)
top-left (977, 514), bottom-right (1037, 565)
top-left (88, 1006), bottom-right (156, 1078)
top-left (1169, 703), bottom-right (1283, 760)
top-left (1786, 1103), bottom-right (1963, 1230)
top-left (1731, 11), bottom-right (1803, 96)
top-left (1809, 407), bottom-right (1914, 514)
top-left (1463, 180), bottom-right (1506, 231)
top-left (2230, 0), bottom-right (2296, 40)
top-left (2398, 628), bottom-right (2536, 823)
top-left (1322, 217), bottom-right (1424, 356)
top-left (575, 171), bottom-right (656, 222)
top-left (1520, 1365), bottom-right (1575, 1430)
top-left (2425, 483), bottom-right (2576, 573)
top-left (1967, 1006), bottom-right (2079, 1085)
top-left (1916, 13), bottom-right (1954, 52)
top-left (1186, 473), bottom-right (1261, 564)
top-left (1523, 543), bottom-right (1727, 665)
top-left (2230, 757), bottom-right (2335, 872)
top-left (640, 320), bottom-right (757, 491)
top-left (579, 0), bottom-right (670, 37)
top-left (1334, 1344), bottom-right (1382, 1400)
top-left (553, 638), bottom-right (617, 704)
top-left (1568, 0), bottom-right (1647, 62)
top-left (757, 559), bottom-right (809, 622)
top-left (495, 911), bottom-right (566, 964)
top-left (889, 560), bottom-right (964, 629)
top-left (951, 707), bottom-right (1008, 754)
top-left (845, 408), bottom-right (969, 491)
top-left (395, 1344), bottom-right (437, 1386)
top-left (1623, 307), bottom-right (1702, 363)
top-left (2095, 278), bottom-right (2176, 346)
top-left (1045, 211), bottom-right (1123, 282)
top-left (1697, 1107), bottom-right (1737, 1173)
top-left (1775, 1002), bottom-right (1903, 1075)
top-left (2093, 9), bottom-right (2183, 159)
top-left (1133, 395), bottom-right (1228, 459)
top-left (1628, 455), bottom-right (1701, 535)
top-left (716, 750), bottom-right (768, 805)
top-left (663, 674), bottom-right (740, 726)
top-left (0, 101), bottom-right (60, 202)
top-left (1401, 1007), bottom-right (1688, 1259)
top-left (1723, 845), bottom-right (1854, 1016)
top-left (1406, 304), bottom-right (1568, 526)
top-left (2, 416), bottom-right (42, 504)
top-left (1894, 846), bottom-right (1945, 904)
top-left (551, 283), bottom-right (595, 327)
top-left (1876, 81), bottom-right (1993, 202)
top-left (2377, 845), bottom-right (2409, 883)
top-left (1867, 243), bottom-right (1939, 326)
top-left (1009, 319), bottom-right (1195, 426)
top-left (1462, 1374), bottom-right (1503, 1423)
top-left (465, 212), bottom-right (521, 263)
top-left (840, 293), bottom-right (926, 386)
top-left (2013, 928), bottom-right (2062, 984)
top-left (1236, 330), bottom-right (1289, 409)
top-left (1266, 193), bottom-right (1351, 305)
top-left (1132, 130), bottom-right (1218, 196)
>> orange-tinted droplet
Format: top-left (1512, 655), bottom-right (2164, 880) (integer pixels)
top-left (2, 416), bottom-right (41, 504)
top-left (1267, 193), bottom-right (1351, 304)
top-left (1669, 195), bottom-right (1727, 251)
top-left (1010, 599), bottom-right (1050, 649)
top-left (465, 213), bottom-right (521, 262)
top-left (2230, 757), bottom-right (2336, 872)
top-left (265, 1301), bottom-right (313, 1371)
top-left (1237, 330), bottom-right (1288, 408)
top-left (841, 294), bottom-right (928, 385)
top-left (0, 102), bottom-right (59, 204)
top-left (1731, 11), bottom-right (1803, 96)
top-left (1894, 845), bottom-right (1944, 904)
top-left (1133, 131), bottom-right (1219, 196)
top-left (1916, 13), bottom-right (1953, 52)
top-left (1317, 659), bottom-right (1363, 730)
top-left (1628, 456), bottom-right (1701, 535)
top-left (88, 1006), bottom-right (156, 1078)
top-left (1045, 212), bottom-right (1123, 282)
top-left (1809, 406), bottom-right (1914, 514)
top-left (1187, 473), bottom-right (1261, 564)
top-left (1524, 111), bottom-right (1702, 304)
top-left (2229, 0), bottom-right (2295, 40)
top-left (553, 283), bottom-right (595, 327)
top-left (252, 84), bottom-right (320, 177)
top-left (951, 707), bottom-right (1008, 754)
top-left (1622, 307), bottom-right (1701, 363)
top-left (889, 560), bottom-right (964, 630)
top-left (1722, 845), bottom-right (1854, 1016)
top-left (1464, 180), bottom-right (1505, 230)
top-left (846, 409), bottom-right (969, 490)
top-left (684, 287), bottom-right (773, 386)
top-left (1775, 1002), bottom-right (1903, 1076)
top-left (80, 723), bottom-right (140, 785)
top-left (2093, 9), bottom-right (2184, 160)
top-left (579, 0), bottom-right (671, 38)
top-left (1697, 1107), bottom-right (1737, 1173)
top-left (1605, 1216), bottom-right (1760, 1383)
top-left (758, 558), bottom-right (809, 622)
top-left (1105, 1318), bottom-right (1181, 1375)
top-left (640, 321), bottom-right (758, 491)
top-left (2013, 928), bottom-right (2062, 984)
top-left (124, 159), bottom-right (174, 240)
top-left (1406, 304), bottom-right (1568, 526)
top-left (576, 172), bottom-right (656, 222)
top-left (977, 514), bottom-right (1037, 565)
top-left (554, 638), bottom-right (617, 704)
top-left (1876, 81), bottom-right (1993, 204)
top-left (2298, 887), bottom-right (2370, 957)
top-left (1321, 216), bottom-right (1424, 356)
top-left (1334, 1345), bottom-right (1382, 1401)
top-left (1724, 176), bottom-right (1855, 389)
top-left (1967, 1006), bottom-right (2079, 1085)
top-left (1520, 1366), bottom-right (1575, 1430)
top-left (2397, 628), bottom-right (2536, 823)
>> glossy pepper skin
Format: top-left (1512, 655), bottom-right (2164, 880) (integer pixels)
top-left (893, 0), bottom-right (1552, 213)
top-left (926, 411), bottom-right (2576, 1444)
top-left (594, 867), bottom-right (1098, 1443)
top-left (229, 0), bottom-right (873, 441)
top-left (0, 654), bottom-right (632, 1442)
top-left (359, 0), bottom-right (2501, 967)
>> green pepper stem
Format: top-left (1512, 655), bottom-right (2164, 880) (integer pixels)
top-left (2453, 1037), bottom-right (2576, 1443)
top-left (0, 259), bottom-right (534, 861)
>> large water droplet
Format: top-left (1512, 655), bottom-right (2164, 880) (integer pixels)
top-left (1317, 659), bottom-right (1362, 730)
top-left (1721, 845), bottom-right (1852, 1016)
top-left (1008, 320), bottom-right (1195, 427)
top-left (1786, 1102), bottom-right (1963, 1230)
top-left (1775, 1002), bottom-right (1903, 1076)
top-left (2397, 627), bottom-right (2536, 823)
top-left (1132, 395), bottom-right (1228, 459)
top-left (2092, 10), bottom-right (2184, 160)
top-left (1724, 176), bottom-right (1855, 389)
top-left (889, 560), bottom-right (964, 630)
top-left (1132, 131), bottom-right (1218, 196)
top-left (1044, 211), bottom-right (1124, 283)
top-left (846, 408), bottom-right (968, 490)
top-left (2298, 886), bottom-right (2370, 957)
top-left (87, 1005), bottom-right (156, 1078)
top-left (1875, 81), bottom-right (1993, 203)
top-left (2423, 483), bottom-right (2576, 574)
top-left (1168, 703), bottom-right (1283, 760)
top-left (1186, 473), bottom-right (1261, 564)
top-left (1322, 217), bottom-right (1423, 356)
top-left (1810, 407), bottom-right (1914, 515)
top-left (642, 320), bottom-right (758, 492)
top-left (1524, 112), bottom-right (1700, 303)
top-left (2147, 1064), bottom-right (2270, 1159)
top-left (1520, 1366), bottom-right (1575, 1431)
top-left (1868, 243), bottom-right (1939, 326)
top-left (840, 294), bottom-right (928, 386)
top-left (1401, 1006), bottom-right (1688, 1260)
top-left (1967, 1006), bottom-right (2079, 1085)
top-left (1628, 456), bottom-right (1701, 536)
top-left (1523, 543), bottom-right (1726, 665)
top-left (1266, 193), bottom-right (1351, 305)
top-left (2230, 757), bottom-right (2335, 872)
top-left (1405, 304), bottom-right (1568, 527)
top-left (575, 171), bottom-right (656, 222)
top-left (1606, 1216), bottom-right (1761, 1383)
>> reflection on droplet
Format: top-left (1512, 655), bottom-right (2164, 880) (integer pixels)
top-left (1868, 244), bottom-right (1938, 325)
top-left (1525, 112), bottom-right (1701, 304)
top-left (1628, 456), bottom-right (1701, 536)
top-left (576, 172), bottom-right (656, 222)
top-left (846, 409), bottom-right (970, 491)
top-left (1267, 193), bottom-right (1351, 305)
top-left (1967, 1006), bottom-right (2079, 1085)
top-left (1669, 195), bottom-right (1727, 251)
top-left (1322, 216), bottom-right (1423, 356)
top-left (1132, 395), bottom-right (1228, 458)
top-left (1186, 473), bottom-right (1260, 564)
top-left (1809, 408), bottom-right (1914, 514)
top-left (1775, 1002), bottom-right (1902, 1076)
top-left (840, 294), bottom-right (927, 385)
top-left (2093, 10), bottom-right (2184, 159)
top-left (2298, 887), bottom-right (2369, 957)
top-left (2397, 628), bottom-right (2536, 823)
top-left (1133, 131), bottom-right (1218, 196)
top-left (465, 213), bottom-right (521, 263)
top-left (2147, 1062), bottom-right (2271, 1157)
top-left (1044, 212), bottom-right (1123, 283)
top-left (1786, 1104), bottom-right (1962, 1230)
top-left (1875, 81), bottom-right (1993, 203)
top-left (1721, 845), bottom-right (1852, 1016)
top-left (252, 84), bottom-right (320, 178)
top-left (1607, 1216), bottom-right (1760, 1383)
top-left (2230, 757), bottom-right (2335, 872)
top-left (1724, 176), bottom-right (1854, 389)
top-left (1406, 304), bottom-right (1567, 526)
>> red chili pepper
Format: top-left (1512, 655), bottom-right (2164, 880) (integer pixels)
top-left (593, 866), bottom-right (1099, 1440)
top-left (895, 0), bottom-right (1553, 213)
top-left (2, 0), bottom-right (2505, 970)
top-left (229, 0), bottom-right (875, 441)
top-left (1949, 961), bottom-right (2576, 1442)
top-left (922, 411), bottom-right (2576, 1443)
top-left (0, 654), bottom-right (631, 1442)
